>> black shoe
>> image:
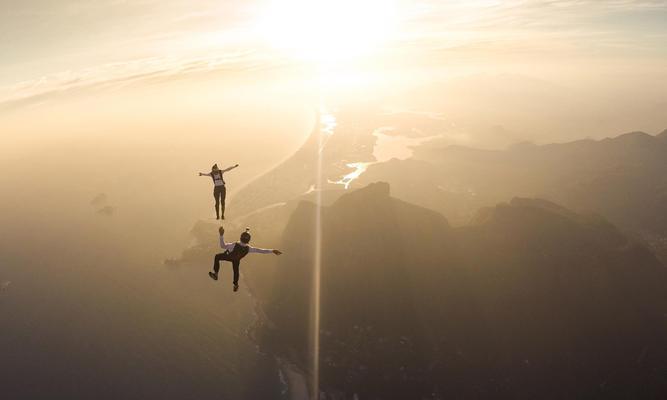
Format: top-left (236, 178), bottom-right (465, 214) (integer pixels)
top-left (208, 272), bottom-right (218, 281)
top-left (221, 215), bottom-right (225, 220)
top-left (233, 283), bottom-right (239, 292)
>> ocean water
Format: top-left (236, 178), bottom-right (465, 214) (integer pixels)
top-left (332, 123), bottom-right (441, 189)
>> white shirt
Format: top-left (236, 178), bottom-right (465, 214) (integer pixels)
top-left (202, 171), bottom-right (225, 187)
top-left (220, 233), bottom-right (273, 254)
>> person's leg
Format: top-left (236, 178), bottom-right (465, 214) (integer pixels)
top-left (232, 261), bottom-right (240, 288)
top-left (211, 252), bottom-right (227, 275)
top-left (213, 187), bottom-right (221, 219)
top-left (220, 185), bottom-right (227, 220)
top-left (210, 253), bottom-right (233, 281)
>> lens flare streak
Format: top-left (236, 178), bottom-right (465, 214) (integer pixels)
top-left (310, 107), bottom-right (333, 399)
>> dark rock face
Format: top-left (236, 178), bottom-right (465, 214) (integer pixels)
top-left (254, 184), bottom-right (667, 399)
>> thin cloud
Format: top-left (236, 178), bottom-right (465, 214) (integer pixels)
top-left (396, 0), bottom-right (667, 62)
top-left (0, 50), bottom-right (275, 114)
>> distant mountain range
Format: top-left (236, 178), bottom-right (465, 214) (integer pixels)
top-left (360, 128), bottom-right (667, 261)
top-left (230, 112), bottom-right (667, 237)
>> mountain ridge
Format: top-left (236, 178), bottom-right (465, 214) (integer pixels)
top-left (248, 182), bottom-right (667, 399)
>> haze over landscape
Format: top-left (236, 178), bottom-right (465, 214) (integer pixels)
top-left (1, 1), bottom-right (667, 399)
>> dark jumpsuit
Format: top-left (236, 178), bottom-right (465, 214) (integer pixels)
top-left (213, 243), bottom-right (249, 285)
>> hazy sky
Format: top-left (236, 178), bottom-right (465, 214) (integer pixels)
top-left (2, 0), bottom-right (666, 116)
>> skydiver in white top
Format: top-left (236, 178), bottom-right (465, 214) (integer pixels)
top-left (209, 226), bottom-right (282, 291)
top-left (199, 163), bottom-right (238, 220)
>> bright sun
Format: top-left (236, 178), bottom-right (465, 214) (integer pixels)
top-left (256, 0), bottom-right (398, 64)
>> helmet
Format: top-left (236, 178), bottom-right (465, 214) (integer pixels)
top-left (240, 227), bottom-right (251, 244)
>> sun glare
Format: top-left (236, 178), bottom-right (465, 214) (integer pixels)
top-left (256, 0), bottom-right (398, 64)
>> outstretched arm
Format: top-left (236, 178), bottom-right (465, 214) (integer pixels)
top-left (199, 172), bottom-right (212, 176)
top-left (248, 246), bottom-right (282, 255)
top-left (222, 164), bottom-right (239, 173)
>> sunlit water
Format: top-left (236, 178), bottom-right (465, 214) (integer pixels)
top-left (333, 127), bottom-right (441, 189)
top-left (333, 162), bottom-right (372, 189)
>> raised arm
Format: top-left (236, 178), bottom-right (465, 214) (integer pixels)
top-left (221, 164), bottom-right (239, 173)
top-left (218, 227), bottom-right (234, 251)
